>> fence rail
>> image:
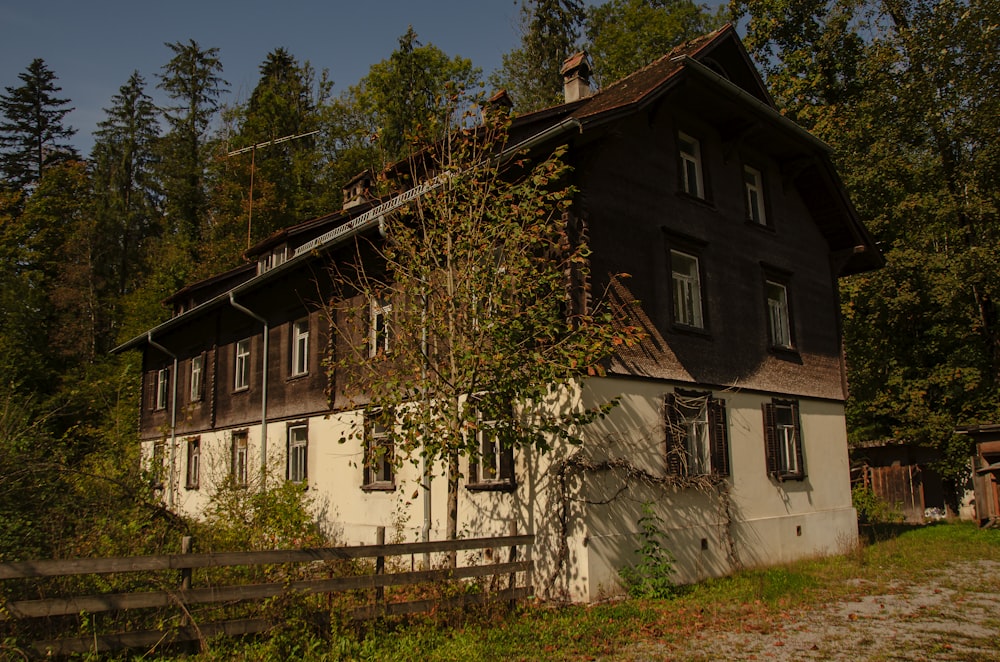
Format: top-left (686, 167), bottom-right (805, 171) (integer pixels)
top-left (0, 529), bottom-right (533, 657)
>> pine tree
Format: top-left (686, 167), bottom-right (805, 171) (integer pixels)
top-left (156, 40), bottom-right (227, 244)
top-left (0, 58), bottom-right (78, 191)
top-left (490, 0), bottom-right (585, 112)
top-left (91, 71), bottom-right (162, 303)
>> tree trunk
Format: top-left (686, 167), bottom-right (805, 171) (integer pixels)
top-left (446, 448), bottom-right (459, 568)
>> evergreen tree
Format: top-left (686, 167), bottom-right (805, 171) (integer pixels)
top-left (585, 0), bottom-right (726, 84)
top-left (0, 58), bottom-right (78, 191)
top-left (491, 0), bottom-right (586, 112)
top-left (91, 71), bottom-right (162, 306)
top-left (156, 40), bottom-right (227, 244)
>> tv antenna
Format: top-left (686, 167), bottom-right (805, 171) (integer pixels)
top-left (227, 130), bottom-right (320, 248)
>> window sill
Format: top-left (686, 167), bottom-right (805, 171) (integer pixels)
top-left (361, 483), bottom-right (396, 493)
top-left (768, 346), bottom-right (802, 363)
top-left (466, 481), bottom-right (516, 493)
top-left (287, 372), bottom-right (309, 382)
top-left (772, 472), bottom-right (806, 483)
top-left (745, 218), bottom-right (775, 232)
top-left (670, 323), bottom-right (712, 339)
top-left (185, 484), bottom-right (200, 491)
top-left (233, 386), bottom-right (250, 394)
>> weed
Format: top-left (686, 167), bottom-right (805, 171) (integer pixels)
top-left (618, 502), bottom-right (678, 600)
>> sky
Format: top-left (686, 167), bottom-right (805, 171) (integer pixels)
top-left (0, 0), bottom-right (562, 156)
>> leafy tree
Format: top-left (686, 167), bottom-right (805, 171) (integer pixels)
top-left (491, 0), bottom-right (586, 112)
top-left (350, 27), bottom-right (482, 164)
top-left (734, 0), bottom-right (1000, 498)
top-left (156, 40), bottom-right (227, 244)
top-left (0, 58), bottom-right (78, 191)
top-left (91, 71), bottom-right (162, 307)
top-left (329, 113), bottom-right (642, 548)
top-left (585, 0), bottom-right (726, 84)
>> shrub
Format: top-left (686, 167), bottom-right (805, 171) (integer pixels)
top-left (619, 502), bottom-right (677, 599)
top-left (852, 485), bottom-right (904, 524)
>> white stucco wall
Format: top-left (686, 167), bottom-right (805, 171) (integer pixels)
top-left (147, 376), bottom-right (857, 603)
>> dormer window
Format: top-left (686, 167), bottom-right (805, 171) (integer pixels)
top-left (257, 244), bottom-right (288, 275)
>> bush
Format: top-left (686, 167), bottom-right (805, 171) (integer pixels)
top-left (852, 485), bottom-right (904, 524)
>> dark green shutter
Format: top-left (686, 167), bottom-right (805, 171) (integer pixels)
top-left (762, 402), bottom-right (778, 476)
top-left (664, 394), bottom-right (683, 475)
top-left (708, 398), bottom-right (730, 477)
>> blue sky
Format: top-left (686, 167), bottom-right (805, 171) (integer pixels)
top-left (1, 0), bottom-right (564, 155)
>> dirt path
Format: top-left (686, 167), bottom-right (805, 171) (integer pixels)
top-left (620, 560), bottom-right (1000, 661)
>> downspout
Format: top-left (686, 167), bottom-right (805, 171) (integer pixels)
top-left (229, 293), bottom-right (269, 488)
top-left (146, 332), bottom-right (178, 508)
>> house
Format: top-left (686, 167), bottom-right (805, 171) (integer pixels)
top-left (113, 25), bottom-right (881, 602)
top-left (956, 425), bottom-right (1000, 526)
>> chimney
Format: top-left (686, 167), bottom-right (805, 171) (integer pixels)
top-left (561, 51), bottom-right (593, 103)
top-left (343, 170), bottom-right (373, 210)
top-left (481, 89), bottom-right (513, 124)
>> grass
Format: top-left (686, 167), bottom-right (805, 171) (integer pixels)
top-left (74, 522), bottom-right (1000, 660)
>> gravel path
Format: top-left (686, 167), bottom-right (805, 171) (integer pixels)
top-left (620, 560), bottom-right (1000, 661)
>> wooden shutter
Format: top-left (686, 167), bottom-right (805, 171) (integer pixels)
top-left (790, 401), bottom-right (805, 478)
top-left (664, 394), bottom-right (683, 475)
top-left (145, 371), bottom-right (156, 411)
top-left (500, 440), bottom-right (515, 485)
top-left (708, 397), bottom-right (730, 477)
top-left (762, 402), bottom-right (779, 476)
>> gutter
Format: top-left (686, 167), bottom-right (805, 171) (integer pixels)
top-left (146, 333), bottom-right (179, 508)
top-left (229, 293), bottom-right (270, 487)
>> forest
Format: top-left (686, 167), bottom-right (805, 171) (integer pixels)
top-left (0, 0), bottom-right (996, 564)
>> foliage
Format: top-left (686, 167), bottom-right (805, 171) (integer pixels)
top-left (585, 0), bottom-right (727, 84)
top-left (491, 0), bottom-right (586, 112)
top-left (328, 111), bottom-right (642, 543)
top-left (733, 0), bottom-right (1000, 488)
top-left (0, 58), bottom-right (78, 190)
top-left (852, 484), bottom-right (904, 524)
top-left (619, 502), bottom-right (678, 599)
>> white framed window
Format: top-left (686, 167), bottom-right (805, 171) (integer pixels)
top-left (186, 437), bottom-right (201, 489)
top-left (469, 406), bottom-right (514, 488)
top-left (234, 338), bottom-right (251, 391)
top-left (287, 424), bottom-right (308, 483)
top-left (363, 411), bottom-right (394, 488)
top-left (155, 367), bottom-right (170, 410)
top-left (678, 132), bottom-right (703, 198)
top-left (765, 280), bottom-right (793, 349)
top-left (670, 250), bottom-right (704, 329)
top-left (744, 165), bottom-right (766, 224)
top-left (232, 430), bottom-right (249, 487)
top-left (369, 296), bottom-right (391, 358)
top-left (764, 400), bottom-right (805, 479)
top-left (665, 392), bottom-right (730, 477)
top-left (291, 318), bottom-right (309, 377)
top-left (190, 355), bottom-right (203, 402)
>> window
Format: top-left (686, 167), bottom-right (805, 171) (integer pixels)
top-left (665, 392), bottom-right (729, 477)
top-left (763, 400), bottom-right (805, 480)
top-left (744, 165), bottom-right (767, 225)
top-left (468, 406), bottom-right (515, 489)
top-left (370, 297), bottom-right (391, 357)
top-left (155, 367), bottom-right (170, 410)
top-left (765, 279), bottom-right (793, 349)
top-left (291, 318), bottom-right (309, 377)
top-left (232, 430), bottom-right (249, 487)
top-left (186, 437), bottom-right (201, 489)
top-left (190, 354), bottom-right (203, 402)
top-left (234, 338), bottom-right (251, 390)
top-left (670, 250), bottom-right (704, 329)
top-left (363, 411), bottom-right (394, 488)
top-left (287, 424), bottom-right (308, 483)
top-left (678, 132), bottom-right (703, 199)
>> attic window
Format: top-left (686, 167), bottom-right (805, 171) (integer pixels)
top-left (258, 244), bottom-right (288, 275)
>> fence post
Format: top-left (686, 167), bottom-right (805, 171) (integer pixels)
top-left (375, 526), bottom-right (385, 611)
top-left (180, 536), bottom-right (193, 591)
top-left (507, 521), bottom-right (518, 610)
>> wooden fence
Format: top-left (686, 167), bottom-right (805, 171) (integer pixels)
top-left (0, 528), bottom-right (533, 657)
top-left (861, 464), bottom-right (925, 523)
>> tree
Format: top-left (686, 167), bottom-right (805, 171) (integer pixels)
top-left (491, 0), bottom-right (586, 112)
top-left (734, 0), bottom-right (1000, 498)
top-left (585, 0), bottom-right (726, 84)
top-left (328, 113), bottom-right (642, 549)
top-left (0, 58), bottom-right (78, 191)
top-left (156, 40), bottom-right (227, 244)
top-left (351, 27), bottom-right (482, 164)
top-left (91, 71), bottom-right (162, 306)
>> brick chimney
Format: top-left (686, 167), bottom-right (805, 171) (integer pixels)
top-left (343, 170), bottom-right (373, 209)
top-left (561, 51), bottom-right (593, 103)
top-left (481, 89), bottom-right (513, 124)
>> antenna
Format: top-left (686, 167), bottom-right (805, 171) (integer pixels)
top-left (227, 130), bottom-right (320, 249)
